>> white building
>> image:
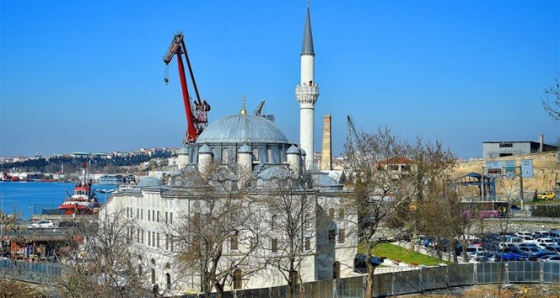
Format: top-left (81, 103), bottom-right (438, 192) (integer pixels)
top-left (99, 5), bottom-right (358, 296)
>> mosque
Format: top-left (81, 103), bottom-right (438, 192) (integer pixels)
top-left (100, 5), bottom-right (359, 296)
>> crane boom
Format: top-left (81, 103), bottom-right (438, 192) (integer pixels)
top-left (163, 33), bottom-right (210, 143)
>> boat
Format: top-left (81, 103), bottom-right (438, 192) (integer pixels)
top-left (58, 163), bottom-right (101, 215)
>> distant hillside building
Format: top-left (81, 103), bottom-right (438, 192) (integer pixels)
top-left (482, 135), bottom-right (558, 159)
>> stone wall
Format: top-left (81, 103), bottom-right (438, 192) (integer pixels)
top-left (454, 151), bottom-right (560, 195)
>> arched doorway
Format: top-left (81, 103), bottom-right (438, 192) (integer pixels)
top-left (333, 261), bottom-right (340, 279)
top-left (233, 269), bottom-right (242, 289)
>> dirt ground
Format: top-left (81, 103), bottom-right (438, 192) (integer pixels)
top-left (402, 283), bottom-right (560, 298)
top-left (0, 279), bottom-right (57, 297)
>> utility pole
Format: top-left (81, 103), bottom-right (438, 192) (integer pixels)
top-left (481, 166), bottom-right (485, 200)
top-left (519, 165), bottom-right (525, 217)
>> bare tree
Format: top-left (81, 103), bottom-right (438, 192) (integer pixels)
top-left (542, 77), bottom-right (560, 120)
top-left (256, 175), bottom-right (317, 298)
top-left (56, 210), bottom-right (145, 297)
top-left (345, 126), bottom-right (456, 298)
top-left (165, 166), bottom-right (265, 297)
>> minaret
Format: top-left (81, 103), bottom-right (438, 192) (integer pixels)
top-left (296, 4), bottom-right (319, 171)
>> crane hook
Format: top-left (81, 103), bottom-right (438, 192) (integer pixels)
top-left (164, 64), bottom-right (170, 85)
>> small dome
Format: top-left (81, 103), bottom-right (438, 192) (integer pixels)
top-left (287, 145), bottom-right (300, 154)
top-left (257, 167), bottom-right (294, 180)
top-left (178, 147), bottom-right (189, 154)
top-left (136, 177), bottom-right (164, 187)
top-left (312, 173), bottom-right (338, 187)
top-left (199, 144), bottom-right (212, 154)
top-left (238, 144), bottom-right (252, 153)
top-left (197, 114), bottom-right (289, 144)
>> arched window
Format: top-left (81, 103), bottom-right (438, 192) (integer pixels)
top-left (252, 148), bottom-right (259, 161)
top-left (151, 268), bottom-right (156, 284)
top-left (151, 258), bottom-right (156, 265)
top-left (166, 273), bottom-right (171, 290)
top-left (333, 261), bottom-right (340, 279)
top-left (222, 148), bottom-right (229, 163)
top-left (165, 263), bottom-right (170, 269)
top-left (233, 269), bottom-right (242, 289)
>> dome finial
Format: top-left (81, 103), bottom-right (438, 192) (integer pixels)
top-left (240, 96), bottom-right (247, 115)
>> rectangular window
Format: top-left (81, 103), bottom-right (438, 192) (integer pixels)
top-left (141, 209), bottom-right (143, 220)
top-left (338, 229), bottom-right (346, 243)
top-left (148, 209), bottom-right (151, 221)
top-left (148, 231), bottom-right (151, 246)
top-left (328, 230), bottom-right (336, 245)
top-left (170, 236), bottom-right (174, 251)
top-left (166, 234), bottom-right (169, 250)
top-left (272, 238), bottom-right (278, 252)
top-left (165, 212), bottom-right (168, 224)
top-left (157, 233), bottom-right (160, 248)
top-left (231, 234), bottom-right (239, 250)
top-left (137, 208), bottom-right (139, 219)
top-left (170, 212), bottom-right (173, 225)
top-left (338, 208), bottom-right (344, 220)
top-left (305, 237), bottom-right (311, 250)
top-left (157, 211), bottom-right (160, 223)
top-left (142, 230), bottom-right (144, 244)
top-left (193, 212), bottom-right (201, 226)
top-left (152, 231), bottom-right (156, 247)
top-left (152, 210), bottom-right (155, 222)
top-left (329, 208), bottom-right (335, 219)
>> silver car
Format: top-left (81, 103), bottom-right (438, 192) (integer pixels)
top-left (29, 220), bottom-right (54, 229)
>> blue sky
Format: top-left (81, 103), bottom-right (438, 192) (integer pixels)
top-left (1, 0), bottom-right (558, 159)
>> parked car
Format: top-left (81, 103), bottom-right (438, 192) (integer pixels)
top-left (537, 191), bottom-right (556, 200)
top-left (484, 251), bottom-right (526, 262)
top-left (466, 246), bottom-right (485, 259)
top-left (468, 251), bottom-right (487, 262)
top-left (543, 245), bottom-right (560, 254)
top-left (29, 220), bottom-right (54, 229)
top-left (535, 238), bottom-right (557, 249)
top-left (529, 251), bottom-right (557, 261)
top-left (503, 247), bottom-right (532, 260)
top-left (538, 254), bottom-right (560, 262)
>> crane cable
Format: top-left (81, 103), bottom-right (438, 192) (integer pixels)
top-left (164, 64), bottom-right (170, 85)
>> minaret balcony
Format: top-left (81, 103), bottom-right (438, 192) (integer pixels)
top-left (296, 85), bottom-right (320, 96)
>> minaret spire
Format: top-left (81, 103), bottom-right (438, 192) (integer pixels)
top-left (301, 3), bottom-right (314, 56)
top-left (296, 3), bottom-right (320, 170)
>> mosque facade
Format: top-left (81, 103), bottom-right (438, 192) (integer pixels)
top-left (99, 5), bottom-right (358, 296)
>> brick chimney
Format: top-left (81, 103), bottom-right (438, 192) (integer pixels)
top-left (320, 115), bottom-right (332, 171)
top-left (539, 134), bottom-right (544, 152)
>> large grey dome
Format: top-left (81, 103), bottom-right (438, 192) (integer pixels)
top-left (196, 114), bottom-right (289, 144)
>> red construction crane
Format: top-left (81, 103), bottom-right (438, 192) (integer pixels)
top-left (163, 33), bottom-right (210, 143)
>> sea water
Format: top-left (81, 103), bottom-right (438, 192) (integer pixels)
top-left (0, 182), bottom-right (117, 219)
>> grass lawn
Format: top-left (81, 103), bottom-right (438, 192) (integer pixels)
top-left (358, 242), bottom-right (452, 266)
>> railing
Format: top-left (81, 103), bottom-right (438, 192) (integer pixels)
top-left (3, 255), bottom-right (560, 297)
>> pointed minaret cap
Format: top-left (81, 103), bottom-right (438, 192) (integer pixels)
top-left (301, 3), bottom-right (315, 56)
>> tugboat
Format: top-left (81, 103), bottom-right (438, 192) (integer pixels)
top-left (58, 163), bottom-right (101, 215)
